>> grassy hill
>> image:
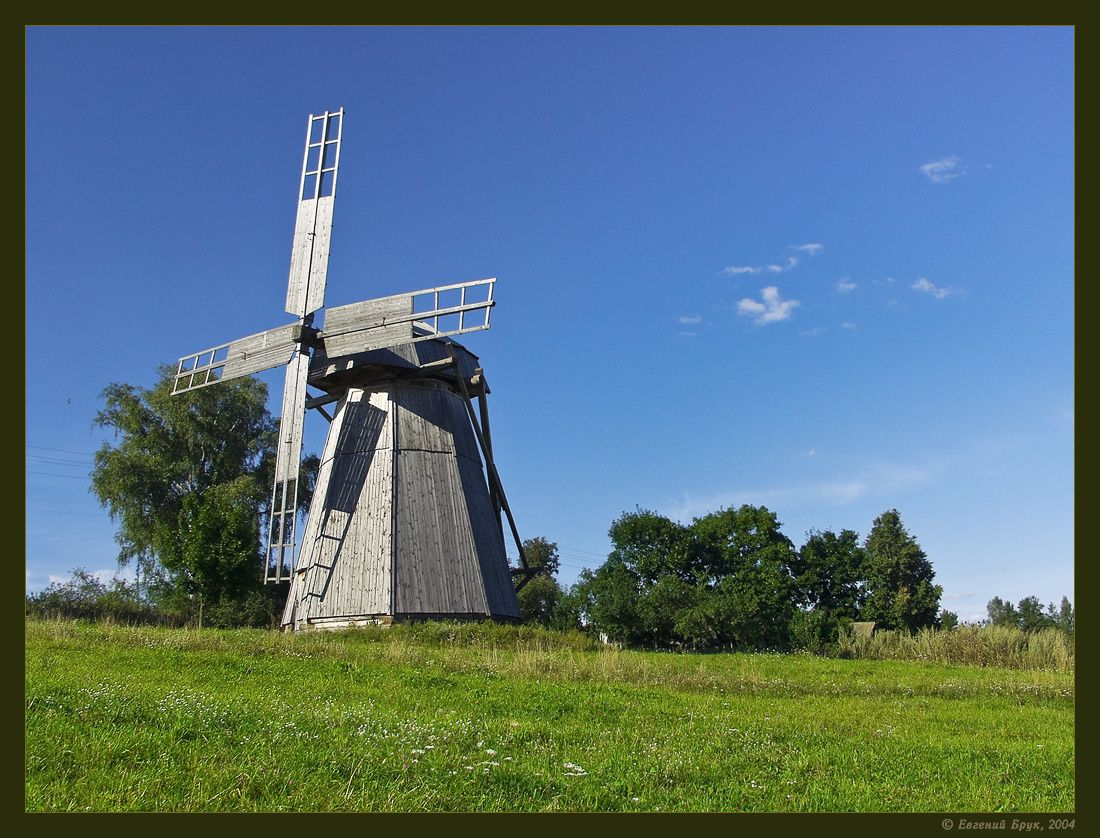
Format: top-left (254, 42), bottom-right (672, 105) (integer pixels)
top-left (25, 619), bottom-right (1074, 812)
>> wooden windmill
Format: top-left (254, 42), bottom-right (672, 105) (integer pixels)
top-left (171, 109), bottom-right (532, 630)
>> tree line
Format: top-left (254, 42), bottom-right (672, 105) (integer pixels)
top-left (517, 506), bottom-right (943, 651)
top-left (520, 514), bottom-right (1074, 652)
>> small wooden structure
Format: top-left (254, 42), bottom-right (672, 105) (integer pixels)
top-left (849, 621), bottom-right (877, 637)
top-left (169, 109), bottom-right (531, 629)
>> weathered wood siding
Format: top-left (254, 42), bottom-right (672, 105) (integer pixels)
top-left (282, 375), bottom-right (520, 630)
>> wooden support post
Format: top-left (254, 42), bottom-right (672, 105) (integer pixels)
top-left (477, 383), bottom-right (504, 540)
top-left (446, 346), bottom-right (529, 573)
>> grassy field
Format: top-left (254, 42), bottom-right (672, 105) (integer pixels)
top-left (25, 619), bottom-right (1074, 812)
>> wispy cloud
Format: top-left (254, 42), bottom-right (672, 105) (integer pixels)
top-left (943, 592), bottom-right (977, 601)
top-left (678, 330), bottom-right (698, 338)
top-left (920, 155), bottom-right (965, 184)
top-left (840, 321), bottom-right (857, 330)
top-left (677, 314), bottom-right (702, 325)
top-left (790, 243), bottom-right (824, 256)
top-left (664, 459), bottom-right (942, 521)
top-left (738, 286), bottom-right (799, 325)
top-left (835, 277), bottom-right (857, 293)
top-left (912, 277), bottom-right (957, 299)
top-left (724, 244), bottom-right (820, 277)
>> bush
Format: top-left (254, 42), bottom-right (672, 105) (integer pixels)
top-left (201, 587), bottom-right (284, 629)
top-left (25, 569), bottom-right (163, 626)
top-left (788, 609), bottom-right (848, 655)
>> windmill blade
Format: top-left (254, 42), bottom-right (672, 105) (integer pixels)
top-left (265, 350), bottom-right (311, 583)
top-left (173, 324), bottom-right (302, 395)
top-left (321, 277), bottom-right (496, 357)
top-left (286, 109), bottom-right (343, 318)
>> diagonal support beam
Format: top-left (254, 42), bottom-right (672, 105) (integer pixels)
top-left (444, 346), bottom-right (536, 589)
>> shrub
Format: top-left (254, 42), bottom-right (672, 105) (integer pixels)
top-left (25, 569), bottom-right (163, 625)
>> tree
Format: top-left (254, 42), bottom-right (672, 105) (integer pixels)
top-left (860, 510), bottom-right (941, 631)
top-left (1016, 595), bottom-right (1053, 633)
top-left (574, 559), bottom-right (646, 645)
top-left (791, 528), bottom-right (865, 646)
top-left (577, 506), bottom-right (798, 650)
top-left (987, 595), bottom-right (1020, 628)
top-left (91, 365), bottom-right (316, 618)
top-left (689, 505), bottom-right (798, 650)
top-left (1050, 596), bottom-right (1074, 635)
top-left (939, 609), bottom-right (960, 630)
top-left (516, 537), bottom-right (572, 628)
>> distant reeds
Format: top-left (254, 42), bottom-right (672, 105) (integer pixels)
top-left (836, 624), bottom-right (1074, 672)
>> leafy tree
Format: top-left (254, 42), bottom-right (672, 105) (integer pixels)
top-left (860, 509), bottom-right (941, 631)
top-left (791, 528), bottom-right (865, 646)
top-left (1050, 596), bottom-right (1074, 635)
top-left (1016, 595), bottom-right (1054, 633)
top-left (939, 609), bottom-right (960, 630)
top-left (516, 537), bottom-right (577, 629)
top-left (577, 506), bottom-right (797, 650)
top-left (690, 505), bottom-right (798, 649)
top-left (574, 558), bottom-right (646, 645)
top-left (91, 365), bottom-right (316, 617)
top-left (987, 595), bottom-right (1020, 628)
top-left (170, 477), bottom-right (264, 604)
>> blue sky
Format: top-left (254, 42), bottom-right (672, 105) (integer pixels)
top-left (26, 26), bottom-right (1074, 622)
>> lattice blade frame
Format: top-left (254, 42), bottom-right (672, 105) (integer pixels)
top-left (265, 351), bottom-right (311, 583)
top-left (320, 277), bottom-right (496, 356)
top-left (173, 324), bottom-right (301, 395)
top-left (286, 109), bottom-right (343, 317)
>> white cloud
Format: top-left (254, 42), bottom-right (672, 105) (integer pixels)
top-left (738, 286), bottom-right (800, 325)
top-left (790, 243), bottom-right (824, 256)
top-left (724, 244), bottom-right (819, 277)
top-left (800, 327), bottom-right (826, 337)
top-left (912, 276), bottom-right (956, 299)
top-left (835, 277), bottom-right (857, 293)
top-left (677, 314), bottom-right (702, 324)
top-left (678, 330), bottom-right (698, 338)
top-left (840, 321), bottom-right (857, 330)
top-left (920, 155), bottom-right (965, 183)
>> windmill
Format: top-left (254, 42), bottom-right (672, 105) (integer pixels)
top-left (170, 109), bottom-right (533, 630)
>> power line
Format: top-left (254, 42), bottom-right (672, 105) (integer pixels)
top-left (26, 471), bottom-right (92, 480)
top-left (27, 444), bottom-right (98, 457)
top-left (26, 456), bottom-right (93, 468)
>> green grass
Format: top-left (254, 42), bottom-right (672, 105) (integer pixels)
top-left (25, 619), bottom-right (1074, 812)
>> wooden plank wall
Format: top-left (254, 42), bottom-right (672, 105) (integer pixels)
top-left (282, 376), bottom-right (520, 630)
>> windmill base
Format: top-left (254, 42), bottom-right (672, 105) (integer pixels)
top-left (280, 369), bottom-right (521, 632)
top-left (287, 612), bottom-right (522, 633)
